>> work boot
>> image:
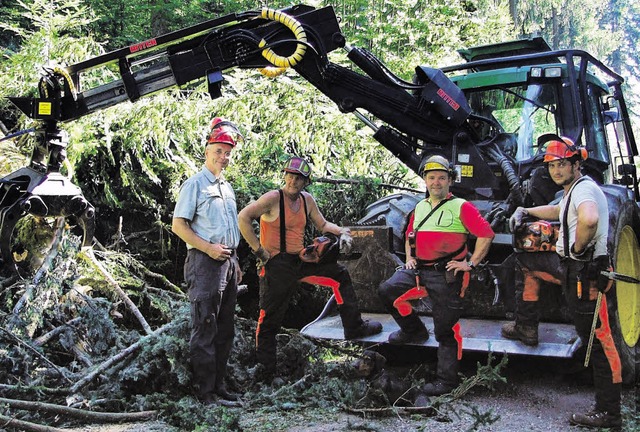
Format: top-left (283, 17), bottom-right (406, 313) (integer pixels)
top-left (569, 410), bottom-right (622, 429)
top-left (388, 327), bottom-right (429, 345)
top-left (344, 319), bottom-right (383, 339)
top-left (248, 363), bottom-right (275, 385)
top-left (501, 321), bottom-right (538, 346)
top-left (423, 344), bottom-right (459, 396)
top-left (200, 393), bottom-right (218, 406)
top-left (421, 379), bottom-right (455, 396)
top-left (215, 384), bottom-right (240, 402)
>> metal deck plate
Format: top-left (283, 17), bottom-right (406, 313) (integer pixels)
top-left (301, 313), bottom-right (582, 358)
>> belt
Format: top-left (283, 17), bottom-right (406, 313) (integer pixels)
top-left (416, 259), bottom-right (448, 272)
top-left (188, 246), bottom-right (236, 256)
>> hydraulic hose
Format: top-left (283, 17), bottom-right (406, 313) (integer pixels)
top-left (39, 66), bottom-right (77, 100)
top-left (258, 8), bottom-right (307, 77)
top-left (485, 143), bottom-right (524, 205)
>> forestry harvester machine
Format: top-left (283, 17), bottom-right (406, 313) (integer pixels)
top-left (1, 5), bottom-right (638, 380)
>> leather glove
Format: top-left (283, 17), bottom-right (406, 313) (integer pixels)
top-left (509, 207), bottom-right (528, 232)
top-left (253, 246), bottom-right (270, 267)
top-left (339, 230), bottom-right (353, 255)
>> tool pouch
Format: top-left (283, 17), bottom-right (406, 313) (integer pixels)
top-left (445, 268), bottom-right (458, 284)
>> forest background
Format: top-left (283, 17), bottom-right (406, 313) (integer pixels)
top-left (1, 0), bottom-right (639, 270)
top-left (0, 0), bottom-right (639, 431)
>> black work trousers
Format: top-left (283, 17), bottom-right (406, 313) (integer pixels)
top-left (185, 249), bottom-right (238, 399)
top-left (256, 253), bottom-right (363, 371)
top-left (513, 252), bottom-right (622, 415)
top-left (378, 267), bottom-right (464, 386)
top-left (378, 267), bottom-right (463, 348)
top-left (512, 251), bottom-right (563, 327)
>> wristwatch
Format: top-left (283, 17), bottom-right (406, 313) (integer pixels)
top-left (466, 260), bottom-right (475, 270)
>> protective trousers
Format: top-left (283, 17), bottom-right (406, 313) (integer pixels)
top-left (513, 253), bottom-right (621, 413)
top-left (378, 267), bottom-right (463, 385)
top-left (512, 251), bottom-right (563, 327)
top-left (562, 259), bottom-right (622, 416)
top-left (256, 253), bottom-right (363, 371)
top-left (185, 249), bottom-right (238, 399)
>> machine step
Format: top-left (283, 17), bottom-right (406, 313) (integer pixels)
top-left (301, 312), bottom-right (582, 358)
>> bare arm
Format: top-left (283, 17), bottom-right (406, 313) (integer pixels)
top-left (469, 236), bottom-right (493, 266)
top-left (446, 235), bottom-right (494, 274)
top-left (305, 193), bottom-right (348, 236)
top-left (573, 201), bottom-right (599, 253)
top-left (171, 218), bottom-right (231, 260)
top-left (526, 204), bottom-right (561, 221)
top-left (405, 236), bottom-right (417, 269)
top-left (238, 191), bottom-right (278, 252)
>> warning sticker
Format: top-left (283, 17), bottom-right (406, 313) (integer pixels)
top-left (460, 165), bottom-right (473, 177)
top-left (38, 102), bottom-right (52, 116)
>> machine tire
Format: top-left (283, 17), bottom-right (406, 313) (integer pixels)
top-left (607, 200), bottom-right (640, 385)
top-left (356, 192), bottom-right (422, 258)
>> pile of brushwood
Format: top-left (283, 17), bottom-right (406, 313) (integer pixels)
top-left (0, 227), bottom-right (507, 431)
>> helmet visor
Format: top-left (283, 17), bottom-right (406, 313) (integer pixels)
top-left (283, 157), bottom-right (312, 178)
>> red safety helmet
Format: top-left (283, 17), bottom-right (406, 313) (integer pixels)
top-left (206, 117), bottom-right (243, 147)
top-left (543, 136), bottom-right (587, 162)
top-left (283, 156), bottom-right (312, 179)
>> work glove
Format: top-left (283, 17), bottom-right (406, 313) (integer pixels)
top-left (253, 246), bottom-right (270, 267)
top-left (339, 230), bottom-right (353, 255)
top-left (570, 244), bottom-right (594, 262)
top-left (509, 207), bottom-right (528, 232)
top-left (582, 255), bottom-right (612, 293)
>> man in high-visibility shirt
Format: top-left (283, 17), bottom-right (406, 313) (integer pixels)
top-left (378, 155), bottom-right (494, 396)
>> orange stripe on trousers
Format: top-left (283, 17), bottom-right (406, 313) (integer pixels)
top-left (453, 322), bottom-right (463, 360)
top-left (299, 276), bottom-right (343, 304)
top-left (593, 295), bottom-right (623, 384)
top-left (256, 309), bottom-right (266, 349)
top-left (393, 286), bottom-right (428, 316)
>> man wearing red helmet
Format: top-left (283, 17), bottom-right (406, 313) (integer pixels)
top-left (505, 135), bottom-right (622, 429)
top-left (238, 156), bottom-right (382, 382)
top-left (172, 117), bottom-right (243, 406)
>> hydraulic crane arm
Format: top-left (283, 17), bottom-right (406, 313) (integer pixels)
top-left (9, 4), bottom-right (470, 157)
top-left (2, 4), bottom-right (472, 276)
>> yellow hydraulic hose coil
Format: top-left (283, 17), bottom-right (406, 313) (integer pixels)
top-left (39, 66), bottom-right (77, 100)
top-left (258, 8), bottom-right (307, 77)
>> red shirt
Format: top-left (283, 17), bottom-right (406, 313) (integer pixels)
top-left (406, 197), bottom-right (494, 261)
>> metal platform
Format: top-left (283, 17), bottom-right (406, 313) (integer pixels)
top-left (301, 312), bottom-right (582, 358)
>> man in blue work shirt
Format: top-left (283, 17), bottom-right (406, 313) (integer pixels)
top-left (172, 117), bottom-right (243, 405)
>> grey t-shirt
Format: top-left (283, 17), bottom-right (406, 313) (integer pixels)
top-left (173, 166), bottom-right (240, 249)
top-left (556, 176), bottom-right (608, 258)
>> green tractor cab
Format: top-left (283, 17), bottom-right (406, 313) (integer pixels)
top-left (302, 37), bottom-right (640, 383)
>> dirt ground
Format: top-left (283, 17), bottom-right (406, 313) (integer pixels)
top-left (60, 352), bottom-right (639, 432)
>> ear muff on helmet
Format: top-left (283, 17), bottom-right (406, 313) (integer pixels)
top-left (206, 117), bottom-right (244, 147)
top-left (539, 133), bottom-right (587, 162)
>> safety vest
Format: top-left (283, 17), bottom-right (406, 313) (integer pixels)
top-left (413, 197), bottom-right (468, 234)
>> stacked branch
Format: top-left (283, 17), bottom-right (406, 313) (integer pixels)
top-left (0, 229), bottom-right (190, 430)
